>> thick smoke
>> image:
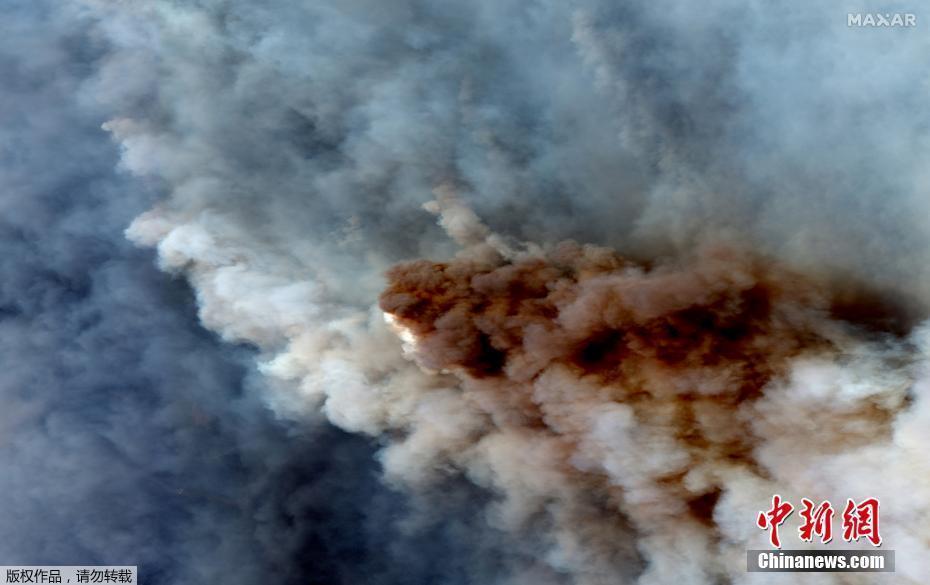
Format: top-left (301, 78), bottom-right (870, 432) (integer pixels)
top-left (380, 201), bottom-right (916, 583)
top-left (48, 0), bottom-right (930, 583)
top-left (1, 2), bottom-right (520, 585)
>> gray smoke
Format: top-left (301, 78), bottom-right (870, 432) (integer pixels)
top-left (0, 2), bottom-right (527, 585)
top-left (105, 0), bottom-right (930, 306)
top-left (9, 0), bottom-right (930, 583)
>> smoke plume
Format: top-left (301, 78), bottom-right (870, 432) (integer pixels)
top-left (0, 2), bottom-right (518, 585)
top-left (18, 0), bottom-right (930, 583)
top-left (380, 200), bottom-right (917, 583)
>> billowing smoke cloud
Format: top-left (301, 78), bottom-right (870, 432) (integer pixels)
top-left (36, 0), bottom-right (930, 583)
top-left (0, 2), bottom-right (521, 585)
top-left (379, 201), bottom-right (918, 583)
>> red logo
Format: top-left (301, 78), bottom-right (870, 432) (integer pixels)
top-left (842, 498), bottom-right (881, 546)
top-left (757, 496), bottom-right (881, 548)
top-left (757, 495), bottom-right (794, 548)
top-left (799, 499), bottom-right (834, 544)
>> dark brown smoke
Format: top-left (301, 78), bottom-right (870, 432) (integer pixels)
top-left (379, 240), bottom-right (907, 540)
